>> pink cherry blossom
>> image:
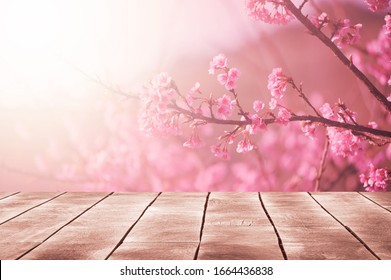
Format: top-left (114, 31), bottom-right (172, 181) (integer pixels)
top-left (362, 18), bottom-right (391, 85)
top-left (245, 0), bottom-right (294, 25)
top-left (319, 103), bottom-right (335, 119)
top-left (183, 130), bottom-right (205, 149)
top-left (190, 82), bottom-right (201, 94)
top-left (138, 72), bottom-right (181, 136)
top-left (359, 163), bottom-right (388, 192)
top-left (311, 12), bottom-right (329, 28)
top-left (236, 133), bottom-right (255, 153)
top-left (327, 127), bottom-right (363, 158)
top-left (215, 94), bottom-right (235, 119)
top-left (275, 107), bottom-right (292, 125)
top-left (267, 68), bottom-right (289, 99)
top-left (253, 100), bottom-right (265, 112)
top-left (269, 98), bottom-right (277, 110)
top-left (217, 68), bottom-right (240, 90)
top-left (301, 121), bottom-right (317, 138)
top-left (211, 144), bottom-right (230, 160)
top-left (208, 53), bottom-right (227, 74)
top-left (364, 0), bottom-right (389, 12)
top-left (246, 114), bottom-right (267, 134)
top-left (385, 15), bottom-right (391, 37)
top-left (368, 121), bottom-right (378, 129)
top-left (331, 19), bottom-right (362, 48)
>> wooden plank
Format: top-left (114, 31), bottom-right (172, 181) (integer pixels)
top-left (109, 242), bottom-right (197, 260)
top-left (0, 192), bottom-right (19, 200)
top-left (261, 193), bottom-right (376, 260)
top-left (0, 192), bottom-right (63, 224)
top-left (360, 192), bottom-right (391, 212)
top-left (0, 192), bottom-right (109, 259)
top-left (109, 192), bottom-right (207, 260)
top-left (20, 193), bottom-right (158, 260)
top-left (197, 192), bottom-right (283, 260)
top-left (311, 192), bottom-right (391, 259)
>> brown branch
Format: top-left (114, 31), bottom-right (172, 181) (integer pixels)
top-left (282, 0), bottom-right (391, 113)
top-left (313, 137), bottom-right (329, 192)
top-left (289, 80), bottom-right (322, 117)
top-left (171, 103), bottom-right (391, 139)
top-left (230, 89), bottom-right (250, 120)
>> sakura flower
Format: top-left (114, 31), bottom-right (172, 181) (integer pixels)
top-left (215, 94), bottom-right (235, 119)
top-left (236, 133), bottom-right (254, 153)
top-left (360, 163), bottom-right (388, 192)
top-left (327, 127), bottom-right (363, 157)
top-left (368, 121), bottom-right (379, 129)
top-left (246, 114), bottom-right (267, 135)
top-left (311, 12), bottom-right (329, 28)
top-left (253, 100), bottom-right (265, 112)
top-left (186, 82), bottom-right (202, 106)
top-left (275, 107), bottom-right (292, 125)
top-left (385, 15), bottom-right (391, 37)
top-left (211, 144), bottom-right (230, 160)
top-left (209, 54), bottom-right (227, 74)
top-left (364, 22), bottom-right (391, 85)
top-left (269, 98), bottom-right (277, 110)
top-left (331, 19), bottom-right (362, 48)
top-left (364, 0), bottom-right (389, 12)
top-left (301, 121), bottom-right (317, 138)
top-left (190, 82), bottom-right (201, 94)
top-left (138, 72), bottom-right (181, 136)
top-left (217, 68), bottom-right (240, 90)
top-left (183, 130), bottom-right (205, 149)
top-left (319, 103), bottom-right (335, 119)
top-left (245, 0), bottom-right (294, 25)
top-left (267, 68), bottom-right (289, 99)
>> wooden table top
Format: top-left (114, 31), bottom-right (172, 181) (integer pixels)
top-left (0, 192), bottom-right (390, 260)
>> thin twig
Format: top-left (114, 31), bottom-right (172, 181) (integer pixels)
top-left (282, 0), bottom-right (391, 113)
top-left (290, 80), bottom-right (322, 117)
top-left (313, 137), bottom-right (329, 192)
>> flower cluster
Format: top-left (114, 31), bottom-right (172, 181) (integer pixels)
top-left (319, 103), bottom-right (364, 158)
top-left (215, 94), bottom-right (235, 119)
top-left (311, 13), bottom-right (329, 29)
top-left (364, 0), bottom-right (390, 12)
top-left (209, 54), bottom-right (240, 91)
top-left (138, 72), bottom-right (180, 136)
top-left (360, 164), bottom-right (389, 192)
top-left (331, 19), bottom-right (362, 49)
top-left (267, 67), bottom-right (290, 99)
top-left (245, 0), bottom-right (294, 25)
top-left (360, 15), bottom-right (391, 86)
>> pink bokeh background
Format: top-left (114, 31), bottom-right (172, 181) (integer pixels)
top-left (0, 0), bottom-right (389, 191)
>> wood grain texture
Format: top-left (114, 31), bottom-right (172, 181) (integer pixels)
top-left (0, 192), bottom-right (389, 260)
top-left (109, 192), bottom-right (207, 260)
top-left (360, 192), bottom-right (391, 212)
top-left (197, 192), bottom-right (283, 260)
top-left (261, 193), bottom-right (376, 259)
top-left (0, 192), bottom-right (109, 259)
top-left (311, 192), bottom-right (391, 259)
top-left (0, 192), bottom-right (63, 225)
top-left (0, 192), bottom-right (19, 200)
top-left (20, 193), bottom-right (158, 260)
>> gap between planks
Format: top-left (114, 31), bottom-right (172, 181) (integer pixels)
top-left (104, 193), bottom-right (162, 260)
top-left (16, 193), bottom-right (114, 260)
top-left (258, 193), bottom-right (288, 260)
top-left (308, 192), bottom-right (381, 260)
top-left (0, 192), bottom-right (66, 226)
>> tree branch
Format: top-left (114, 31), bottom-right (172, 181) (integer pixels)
top-left (282, 0), bottom-right (391, 113)
top-left (171, 103), bottom-right (391, 139)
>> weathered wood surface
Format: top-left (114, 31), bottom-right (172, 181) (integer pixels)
top-left (0, 192), bottom-right (390, 260)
